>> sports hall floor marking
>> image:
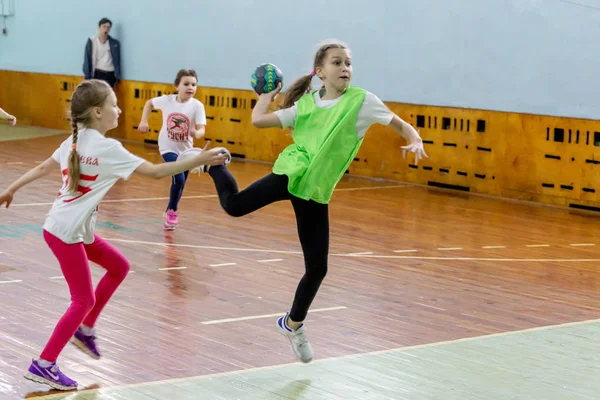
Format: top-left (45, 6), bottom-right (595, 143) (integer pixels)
top-left (209, 262), bottom-right (237, 267)
top-left (103, 239), bottom-right (600, 262)
top-left (526, 244), bottom-right (551, 247)
top-left (481, 245), bottom-right (506, 249)
top-left (257, 258), bottom-right (284, 263)
top-left (569, 243), bottom-right (595, 247)
top-left (9, 194), bottom-right (219, 207)
top-left (413, 302), bottom-right (446, 311)
top-left (201, 306), bottom-right (348, 325)
top-left (3, 248), bottom-right (596, 287)
top-left (33, 316), bottom-right (600, 399)
top-left (158, 266), bottom-right (187, 271)
top-left (334, 253), bottom-right (600, 262)
top-left (106, 238), bottom-right (304, 255)
top-left (437, 247), bottom-right (463, 251)
top-left (7, 185), bottom-right (409, 208)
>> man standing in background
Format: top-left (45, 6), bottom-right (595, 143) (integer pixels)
top-left (83, 17), bottom-right (121, 88)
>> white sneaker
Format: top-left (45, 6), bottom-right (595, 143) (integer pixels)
top-left (276, 312), bottom-right (313, 363)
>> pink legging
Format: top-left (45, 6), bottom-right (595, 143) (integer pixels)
top-left (40, 230), bottom-right (130, 362)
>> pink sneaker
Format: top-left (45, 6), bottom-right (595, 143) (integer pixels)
top-left (163, 209), bottom-right (178, 230)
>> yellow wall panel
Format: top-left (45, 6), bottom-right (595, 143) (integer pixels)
top-left (2, 70), bottom-right (600, 210)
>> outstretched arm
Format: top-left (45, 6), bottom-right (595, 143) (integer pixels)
top-left (389, 115), bottom-right (428, 164)
top-left (0, 157), bottom-right (59, 208)
top-left (133, 142), bottom-right (229, 179)
top-left (0, 107), bottom-right (16, 126)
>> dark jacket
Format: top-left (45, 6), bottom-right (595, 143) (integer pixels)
top-left (83, 35), bottom-right (121, 80)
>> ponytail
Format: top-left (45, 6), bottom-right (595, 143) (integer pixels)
top-left (281, 74), bottom-right (313, 109)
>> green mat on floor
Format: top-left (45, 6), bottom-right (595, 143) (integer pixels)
top-left (0, 124), bottom-right (67, 142)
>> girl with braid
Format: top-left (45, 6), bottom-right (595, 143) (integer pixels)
top-left (0, 79), bottom-right (229, 391)
top-left (202, 39), bottom-right (427, 363)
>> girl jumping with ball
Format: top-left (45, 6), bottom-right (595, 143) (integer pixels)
top-left (202, 39), bottom-right (428, 363)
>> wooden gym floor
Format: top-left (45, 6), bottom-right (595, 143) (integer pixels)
top-left (0, 126), bottom-right (599, 399)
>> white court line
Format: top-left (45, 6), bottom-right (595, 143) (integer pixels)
top-left (437, 247), bottom-right (463, 251)
top-left (158, 267), bottom-right (187, 271)
top-left (393, 249), bottom-right (418, 253)
top-left (569, 243), bottom-right (595, 247)
top-left (0, 333), bottom-right (38, 351)
top-left (106, 238), bottom-right (303, 255)
top-left (0, 280), bottom-right (22, 284)
top-left (345, 252), bottom-right (373, 256)
top-left (105, 239), bottom-right (600, 262)
top-left (482, 246), bottom-right (506, 249)
top-left (49, 276), bottom-right (64, 280)
top-left (34, 316), bottom-right (600, 399)
top-left (413, 302), bottom-right (445, 311)
top-left (209, 262), bottom-right (237, 267)
top-left (202, 306), bottom-right (347, 325)
top-left (333, 253), bottom-right (600, 262)
top-left (257, 258), bottom-right (283, 263)
top-left (9, 185), bottom-right (409, 208)
top-left (6, 162), bottom-right (24, 165)
top-left (9, 194), bottom-right (218, 207)
top-left (526, 244), bottom-right (551, 248)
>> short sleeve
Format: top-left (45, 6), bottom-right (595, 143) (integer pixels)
top-left (273, 105), bottom-right (297, 129)
top-left (358, 92), bottom-right (394, 127)
top-left (51, 147), bottom-right (61, 163)
top-left (105, 141), bottom-right (146, 181)
top-left (355, 92), bottom-right (395, 138)
top-left (195, 101), bottom-right (207, 125)
top-left (151, 95), bottom-right (170, 109)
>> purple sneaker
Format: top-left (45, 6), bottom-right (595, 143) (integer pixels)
top-left (70, 327), bottom-right (101, 359)
top-left (24, 359), bottom-right (77, 391)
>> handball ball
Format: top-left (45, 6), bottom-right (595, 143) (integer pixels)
top-left (251, 63), bottom-right (284, 95)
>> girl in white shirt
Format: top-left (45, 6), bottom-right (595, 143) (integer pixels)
top-left (138, 69), bottom-right (207, 230)
top-left (0, 79), bottom-right (228, 391)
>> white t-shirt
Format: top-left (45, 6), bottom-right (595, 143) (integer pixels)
top-left (43, 129), bottom-right (145, 244)
top-left (274, 90), bottom-right (394, 138)
top-left (95, 37), bottom-right (114, 72)
top-left (152, 95), bottom-right (207, 155)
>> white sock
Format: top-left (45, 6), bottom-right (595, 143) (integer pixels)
top-left (37, 358), bottom-right (53, 368)
top-left (80, 325), bottom-right (95, 336)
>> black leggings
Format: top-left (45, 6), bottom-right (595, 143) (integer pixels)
top-left (208, 166), bottom-right (329, 322)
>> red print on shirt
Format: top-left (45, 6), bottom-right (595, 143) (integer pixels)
top-left (166, 113), bottom-right (190, 142)
top-left (58, 168), bottom-right (99, 203)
